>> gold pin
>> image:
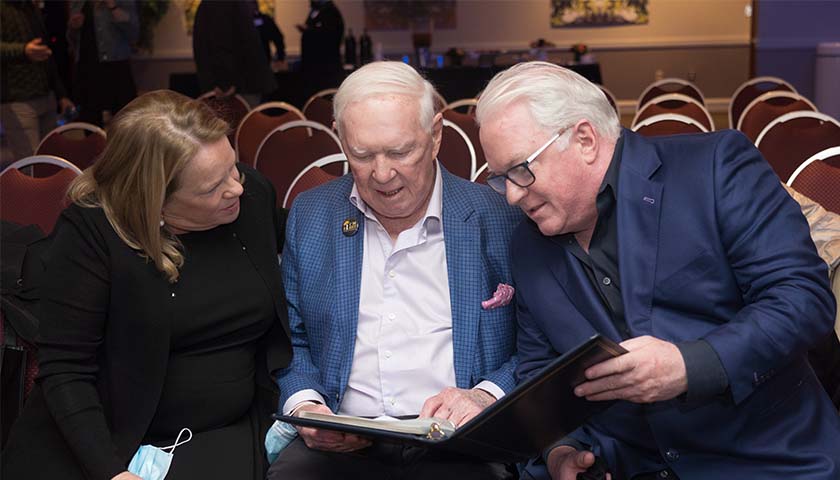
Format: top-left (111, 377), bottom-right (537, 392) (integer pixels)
top-left (342, 218), bottom-right (359, 237)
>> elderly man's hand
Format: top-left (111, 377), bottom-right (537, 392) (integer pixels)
top-left (419, 387), bottom-right (495, 427)
top-left (547, 446), bottom-right (612, 480)
top-left (574, 335), bottom-right (688, 403)
top-left (292, 403), bottom-right (372, 452)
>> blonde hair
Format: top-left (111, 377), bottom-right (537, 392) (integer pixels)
top-left (476, 61), bottom-right (621, 141)
top-left (333, 61), bottom-right (440, 137)
top-left (68, 90), bottom-right (230, 283)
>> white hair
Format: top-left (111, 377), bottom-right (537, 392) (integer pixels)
top-left (333, 61), bottom-right (440, 136)
top-left (476, 61), bottom-right (621, 144)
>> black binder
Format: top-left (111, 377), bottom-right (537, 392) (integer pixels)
top-left (275, 334), bottom-right (627, 462)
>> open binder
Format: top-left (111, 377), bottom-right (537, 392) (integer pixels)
top-left (275, 334), bottom-right (627, 463)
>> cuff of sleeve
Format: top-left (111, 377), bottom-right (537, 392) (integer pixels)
top-left (473, 380), bottom-right (505, 401)
top-left (282, 389), bottom-right (326, 415)
top-left (677, 339), bottom-right (729, 401)
top-left (541, 437), bottom-right (589, 463)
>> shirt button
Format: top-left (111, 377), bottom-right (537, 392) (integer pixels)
top-left (665, 449), bottom-right (679, 461)
top-left (387, 313), bottom-right (395, 321)
top-left (659, 470), bottom-right (670, 478)
top-left (389, 397), bottom-right (396, 406)
top-left (388, 270), bottom-right (396, 278)
top-left (170, 292), bottom-right (176, 298)
top-left (384, 350), bottom-right (392, 359)
top-left (602, 276), bottom-right (611, 286)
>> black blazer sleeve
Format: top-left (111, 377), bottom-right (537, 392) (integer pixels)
top-left (36, 206), bottom-right (126, 480)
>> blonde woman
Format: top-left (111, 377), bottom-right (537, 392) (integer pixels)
top-left (2, 90), bottom-right (291, 480)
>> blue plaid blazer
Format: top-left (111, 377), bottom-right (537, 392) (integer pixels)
top-left (276, 165), bottom-right (523, 412)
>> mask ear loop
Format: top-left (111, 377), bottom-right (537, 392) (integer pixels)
top-left (162, 428), bottom-right (193, 454)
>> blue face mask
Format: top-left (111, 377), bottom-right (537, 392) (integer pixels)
top-left (127, 428), bottom-right (192, 480)
top-left (264, 421), bottom-right (299, 464)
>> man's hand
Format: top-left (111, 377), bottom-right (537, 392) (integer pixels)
top-left (292, 403), bottom-right (371, 453)
top-left (419, 387), bottom-right (495, 427)
top-left (59, 97), bottom-right (75, 116)
top-left (575, 335), bottom-right (688, 403)
top-left (68, 12), bottom-right (85, 29)
top-left (24, 38), bottom-right (51, 62)
top-left (546, 446), bottom-right (611, 480)
top-left (111, 472), bottom-right (142, 480)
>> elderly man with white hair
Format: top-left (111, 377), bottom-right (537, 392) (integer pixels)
top-left (265, 61), bottom-right (521, 479)
top-left (476, 61), bottom-right (840, 480)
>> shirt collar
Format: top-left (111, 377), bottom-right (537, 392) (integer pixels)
top-left (349, 161), bottom-right (444, 230)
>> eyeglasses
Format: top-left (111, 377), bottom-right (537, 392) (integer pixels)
top-left (486, 130), bottom-right (564, 195)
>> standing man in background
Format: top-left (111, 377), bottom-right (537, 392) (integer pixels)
top-left (297, 0), bottom-right (343, 73)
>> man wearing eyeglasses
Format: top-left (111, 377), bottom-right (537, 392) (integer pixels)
top-left (475, 61), bottom-right (840, 480)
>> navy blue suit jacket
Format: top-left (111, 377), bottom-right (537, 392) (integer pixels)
top-left (513, 130), bottom-right (840, 478)
top-left (277, 165), bottom-right (522, 412)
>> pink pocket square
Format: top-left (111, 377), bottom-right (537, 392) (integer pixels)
top-left (481, 283), bottom-right (515, 310)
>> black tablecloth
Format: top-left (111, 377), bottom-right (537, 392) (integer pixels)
top-left (169, 64), bottom-right (602, 109)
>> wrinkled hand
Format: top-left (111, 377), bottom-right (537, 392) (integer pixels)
top-left (419, 387), bottom-right (495, 427)
top-left (68, 12), bottom-right (85, 29)
top-left (25, 38), bottom-right (51, 62)
top-left (111, 472), bottom-right (142, 480)
top-left (292, 403), bottom-right (371, 453)
top-left (575, 335), bottom-right (687, 403)
top-left (546, 446), bottom-right (612, 480)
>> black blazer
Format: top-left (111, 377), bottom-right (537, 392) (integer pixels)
top-left (2, 166), bottom-right (291, 480)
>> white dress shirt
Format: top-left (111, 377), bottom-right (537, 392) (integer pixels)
top-left (283, 163), bottom-right (502, 416)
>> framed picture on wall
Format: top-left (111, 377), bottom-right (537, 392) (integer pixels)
top-left (551, 0), bottom-right (649, 27)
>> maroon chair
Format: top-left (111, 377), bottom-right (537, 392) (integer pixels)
top-left (235, 102), bottom-right (305, 167)
top-left (198, 92), bottom-right (251, 145)
top-left (438, 119), bottom-right (477, 179)
top-left (302, 89), bottom-right (338, 128)
top-left (472, 163), bottom-right (490, 184)
top-left (34, 122), bottom-right (106, 176)
top-left (729, 76), bottom-right (796, 129)
top-left (786, 148), bottom-right (840, 214)
top-left (632, 94), bottom-right (714, 131)
top-left (283, 153), bottom-right (344, 208)
top-left (755, 111), bottom-right (840, 182)
top-left (254, 120), bottom-right (343, 204)
top-left (637, 78), bottom-right (705, 110)
top-left (599, 86), bottom-right (619, 115)
top-left (736, 91), bottom-right (817, 143)
top-left (442, 109), bottom-right (485, 172)
top-left (632, 114), bottom-right (708, 137)
top-left (0, 156), bottom-right (81, 234)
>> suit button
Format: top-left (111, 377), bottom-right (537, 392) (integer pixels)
top-left (665, 449), bottom-right (679, 461)
top-left (659, 470), bottom-right (670, 478)
top-left (602, 276), bottom-right (611, 286)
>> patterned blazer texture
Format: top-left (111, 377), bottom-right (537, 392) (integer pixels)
top-left (276, 165), bottom-right (523, 412)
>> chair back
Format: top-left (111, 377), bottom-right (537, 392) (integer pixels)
top-left (632, 94), bottom-right (714, 131)
top-left (283, 153), bottom-right (345, 208)
top-left (632, 114), bottom-right (709, 137)
top-left (0, 156), bottom-right (81, 234)
top-left (442, 109), bottom-right (485, 170)
top-left (302, 96), bottom-right (335, 128)
top-left (599, 86), bottom-right (619, 115)
top-left (472, 162), bottom-right (490, 184)
top-left (254, 120), bottom-right (343, 204)
top-left (729, 76), bottom-right (796, 129)
top-left (737, 91), bottom-right (817, 142)
top-left (637, 78), bottom-right (705, 110)
top-left (235, 102), bottom-right (306, 166)
top-left (438, 119), bottom-right (477, 180)
top-left (198, 93), bottom-right (251, 145)
top-left (756, 111), bottom-right (840, 182)
top-left (443, 98), bottom-right (478, 115)
top-left (786, 148), bottom-right (840, 214)
top-left (34, 122), bottom-right (106, 176)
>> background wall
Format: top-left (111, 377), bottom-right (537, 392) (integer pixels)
top-left (135, 0), bottom-right (753, 106)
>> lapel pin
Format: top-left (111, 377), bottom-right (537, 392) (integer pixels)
top-left (342, 218), bottom-right (359, 237)
top-left (643, 196), bottom-right (655, 205)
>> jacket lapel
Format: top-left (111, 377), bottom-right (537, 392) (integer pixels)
top-left (441, 168), bottom-right (483, 388)
top-left (617, 131), bottom-right (663, 335)
top-left (333, 179), bottom-right (365, 395)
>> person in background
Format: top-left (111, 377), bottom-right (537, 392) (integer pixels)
top-left (1, 0), bottom-right (74, 167)
top-left (476, 61), bottom-right (840, 479)
top-left (297, 0), bottom-right (343, 73)
top-left (67, 0), bottom-right (138, 127)
top-left (192, 0), bottom-right (277, 107)
top-left (2, 90), bottom-right (291, 480)
top-left (252, 1), bottom-right (286, 72)
top-left (266, 61), bottom-right (521, 479)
